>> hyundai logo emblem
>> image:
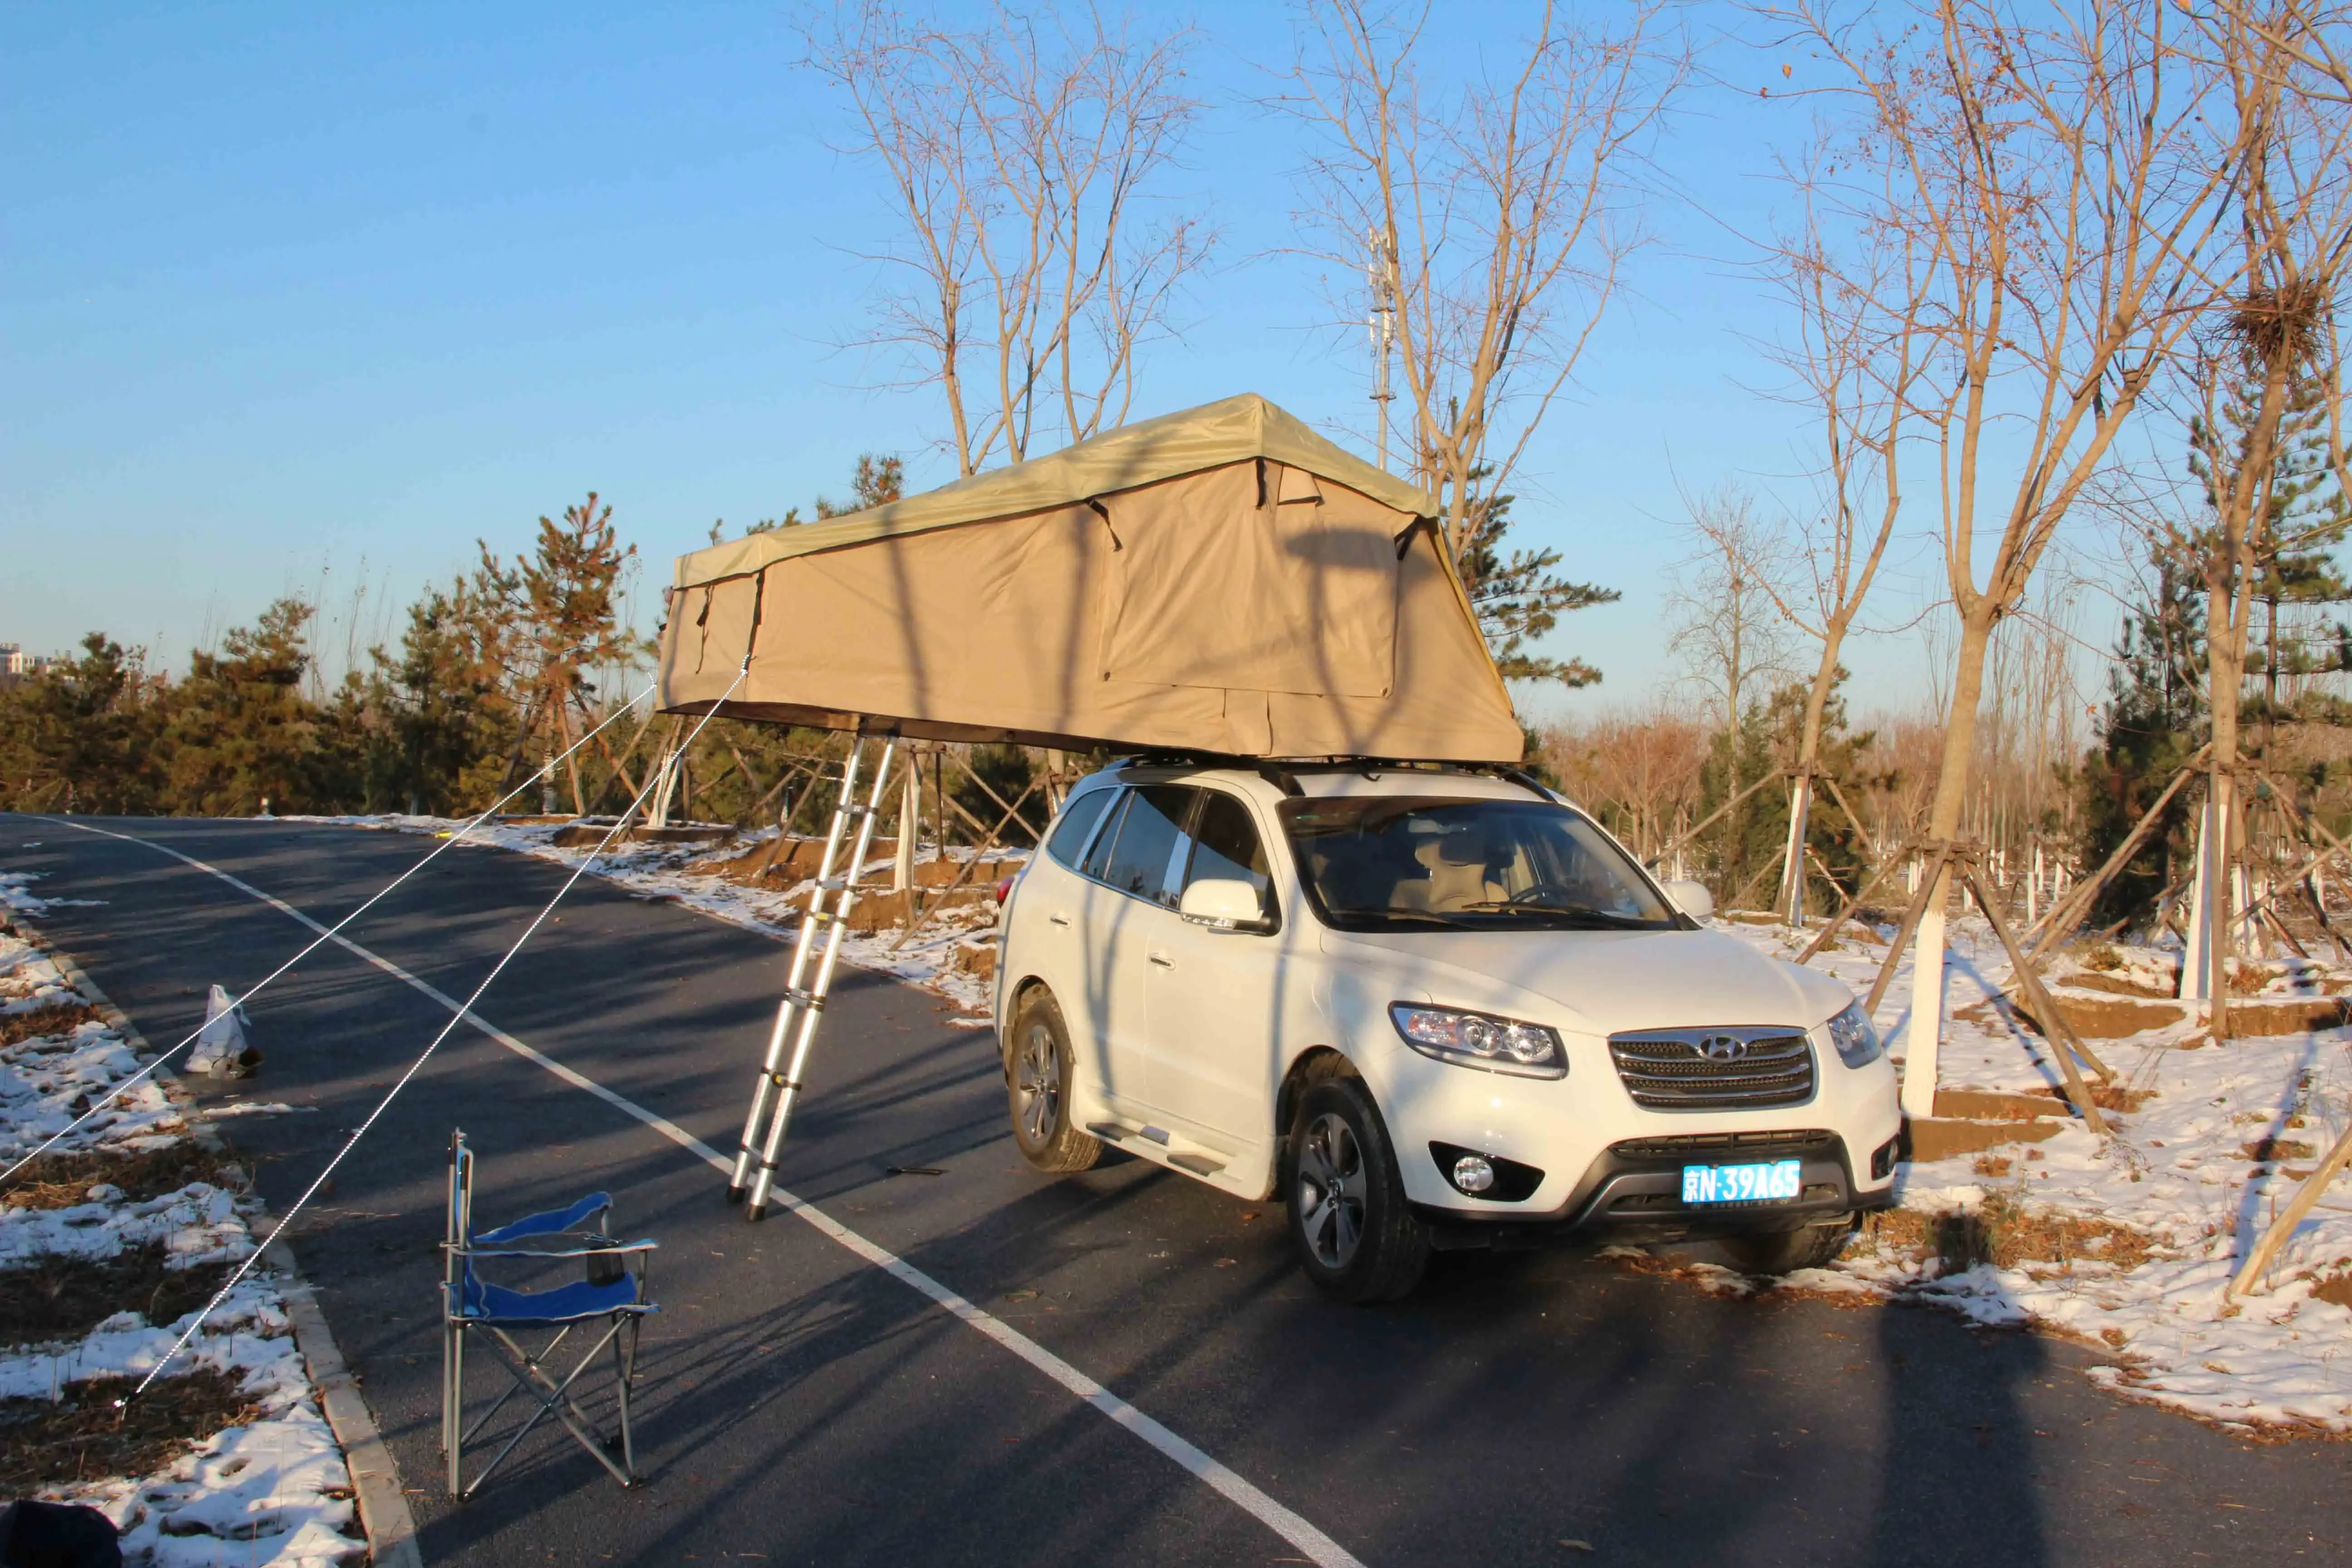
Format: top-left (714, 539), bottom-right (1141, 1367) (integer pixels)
top-left (1692, 1034), bottom-right (1749, 1062)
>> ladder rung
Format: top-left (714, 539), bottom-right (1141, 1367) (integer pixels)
top-left (783, 988), bottom-right (824, 1013)
top-left (766, 1073), bottom-right (804, 1091)
top-left (816, 876), bottom-right (848, 892)
top-left (840, 803), bottom-right (875, 818)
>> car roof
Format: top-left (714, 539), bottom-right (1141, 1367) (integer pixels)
top-left (1086, 761), bottom-right (1559, 806)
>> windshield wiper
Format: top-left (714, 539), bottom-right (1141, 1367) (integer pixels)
top-left (1326, 908), bottom-right (1461, 929)
top-left (1454, 906), bottom-right (1660, 930)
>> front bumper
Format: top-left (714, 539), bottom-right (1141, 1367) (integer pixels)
top-left (1413, 1127), bottom-right (1899, 1251)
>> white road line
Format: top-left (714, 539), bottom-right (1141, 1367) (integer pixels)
top-left (47, 818), bottom-right (1367, 1568)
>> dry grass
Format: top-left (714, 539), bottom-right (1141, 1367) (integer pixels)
top-left (1861, 1198), bottom-right (2156, 1273)
top-left (2, 1142), bottom-right (244, 1212)
top-left (0, 1369), bottom-right (260, 1492)
top-left (0, 1248), bottom-right (237, 1347)
top-left (1980, 1193), bottom-right (2157, 1271)
top-left (0, 1000), bottom-right (108, 1048)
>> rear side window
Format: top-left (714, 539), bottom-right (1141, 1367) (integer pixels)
top-left (1080, 792), bottom-right (1131, 881)
top-left (1099, 785), bottom-right (1196, 906)
top-left (1185, 792), bottom-right (1276, 923)
top-left (1045, 787), bottom-right (1116, 870)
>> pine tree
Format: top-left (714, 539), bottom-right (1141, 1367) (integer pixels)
top-left (2080, 546), bottom-right (2209, 926)
top-left (1456, 470), bottom-right (1619, 689)
top-left (507, 494), bottom-right (643, 812)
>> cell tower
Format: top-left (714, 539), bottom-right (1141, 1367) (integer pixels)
top-left (1366, 228), bottom-right (1398, 472)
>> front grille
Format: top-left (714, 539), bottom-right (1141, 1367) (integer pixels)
top-left (1610, 1129), bottom-right (1833, 1160)
top-left (1607, 1027), bottom-right (1816, 1111)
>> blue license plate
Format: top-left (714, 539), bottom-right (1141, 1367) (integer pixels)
top-left (1681, 1159), bottom-right (1801, 1205)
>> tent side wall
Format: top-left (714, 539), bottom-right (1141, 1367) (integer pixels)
top-left (659, 460), bottom-right (1523, 762)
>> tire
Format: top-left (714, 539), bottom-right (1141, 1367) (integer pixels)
top-left (1005, 989), bottom-right (1102, 1174)
top-left (1284, 1076), bottom-right (1430, 1303)
top-left (1719, 1215), bottom-right (1857, 1276)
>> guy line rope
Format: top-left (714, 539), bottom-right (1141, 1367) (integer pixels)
top-left (1, 685), bottom-right (659, 1189)
top-left (113, 660), bottom-right (752, 1402)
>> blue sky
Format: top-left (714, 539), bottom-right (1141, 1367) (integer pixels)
top-left (3, 2), bottom-right (1981, 716)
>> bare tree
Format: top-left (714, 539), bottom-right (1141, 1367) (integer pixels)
top-left (1547, 702), bottom-right (1709, 862)
top-left (1744, 154), bottom-right (1936, 922)
top-left (1277, 0), bottom-right (1689, 560)
top-left (1669, 486), bottom-right (1798, 899)
top-left (2176, 5), bottom-right (2352, 1025)
top-left (805, 0), bottom-right (1210, 476)
top-left (1777, 0), bottom-right (2249, 1115)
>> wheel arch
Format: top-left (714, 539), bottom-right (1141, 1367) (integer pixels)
top-left (1275, 1045), bottom-right (1357, 1143)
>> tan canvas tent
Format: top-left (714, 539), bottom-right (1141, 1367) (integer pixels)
top-left (657, 392), bottom-right (1523, 762)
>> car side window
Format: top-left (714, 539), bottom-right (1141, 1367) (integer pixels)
top-left (1045, 787), bottom-right (1116, 871)
top-left (1185, 792), bottom-right (1276, 923)
top-left (1098, 784), bottom-right (1196, 906)
top-left (1078, 791), bottom-right (1131, 882)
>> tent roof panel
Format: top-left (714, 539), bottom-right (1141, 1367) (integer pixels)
top-left (675, 392), bottom-right (1438, 587)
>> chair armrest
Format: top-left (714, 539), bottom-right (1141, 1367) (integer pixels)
top-left (470, 1192), bottom-right (613, 1245)
top-left (448, 1238), bottom-right (658, 1262)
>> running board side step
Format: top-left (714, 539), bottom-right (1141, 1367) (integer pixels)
top-left (1085, 1122), bottom-right (1228, 1177)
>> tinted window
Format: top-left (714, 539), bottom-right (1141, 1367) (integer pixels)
top-left (1185, 793), bottom-right (1275, 921)
top-left (1045, 787), bottom-right (1116, 870)
top-left (1279, 794), bottom-right (1675, 932)
top-left (1100, 785), bottom-right (1196, 906)
top-left (1079, 791), bottom-right (1131, 881)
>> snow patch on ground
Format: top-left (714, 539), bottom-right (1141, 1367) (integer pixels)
top-left (1712, 915), bottom-right (2352, 1434)
top-left (0, 916), bottom-right (362, 1564)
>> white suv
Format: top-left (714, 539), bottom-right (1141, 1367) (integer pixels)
top-left (993, 760), bottom-right (1902, 1302)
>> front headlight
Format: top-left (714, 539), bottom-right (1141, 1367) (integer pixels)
top-left (1824, 1001), bottom-right (1880, 1068)
top-left (1389, 1003), bottom-right (1567, 1079)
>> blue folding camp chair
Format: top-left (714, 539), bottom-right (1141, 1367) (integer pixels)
top-left (441, 1129), bottom-right (658, 1497)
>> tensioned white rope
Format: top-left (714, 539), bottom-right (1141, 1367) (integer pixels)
top-left (2, 686), bottom-right (658, 1186)
top-left (122, 663), bottom-right (750, 1401)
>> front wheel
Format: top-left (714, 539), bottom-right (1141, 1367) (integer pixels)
top-left (1284, 1077), bottom-right (1429, 1303)
top-left (1005, 989), bottom-right (1101, 1174)
top-left (1718, 1215), bottom-right (1856, 1276)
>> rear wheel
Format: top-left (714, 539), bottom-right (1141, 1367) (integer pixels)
top-left (1285, 1077), bottom-right (1429, 1303)
top-left (1005, 989), bottom-right (1101, 1174)
top-left (1719, 1215), bottom-right (1856, 1276)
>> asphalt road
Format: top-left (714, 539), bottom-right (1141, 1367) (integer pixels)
top-left (7, 813), bottom-right (2350, 1568)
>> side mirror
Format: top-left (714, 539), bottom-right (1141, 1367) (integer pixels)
top-left (1179, 877), bottom-right (1270, 931)
top-left (1662, 879), bottom-right (1715, 921)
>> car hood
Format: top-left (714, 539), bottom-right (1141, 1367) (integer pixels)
top-left (1319, 924), bottom-right (1849, 1037)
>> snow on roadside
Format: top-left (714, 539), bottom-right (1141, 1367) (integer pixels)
top-left (1719, 913), bottom-right (2352, 1435)
top-left (1, 914), bottom-right (362, 1565)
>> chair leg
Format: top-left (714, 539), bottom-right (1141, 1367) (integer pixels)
top-left (614, 1315), bottom-right (639, 1482)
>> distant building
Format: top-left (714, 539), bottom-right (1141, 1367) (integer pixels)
top-left (0, 643), bottom-right (59, 681)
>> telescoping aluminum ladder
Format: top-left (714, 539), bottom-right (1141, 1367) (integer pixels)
top-left (728, 736), bottom-right (900, 1221)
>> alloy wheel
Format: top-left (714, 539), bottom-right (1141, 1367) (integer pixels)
top-left (1296, 1112), bottom-right (1368, 1269)
top-left (1014, 1021), bottom-right (1062, 1144)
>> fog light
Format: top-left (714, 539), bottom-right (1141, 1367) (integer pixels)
top-left (1452, 1154), bottom-right (1495, 1194)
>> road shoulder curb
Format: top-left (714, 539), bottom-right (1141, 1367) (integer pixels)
top-left (24, 921), bottom-right (426, 1568)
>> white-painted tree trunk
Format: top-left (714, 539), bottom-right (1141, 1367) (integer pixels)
top-left (2180, 794), bottom-right (2222, 1004)
top-left (892, 770), bottom-right (918, 892)
top-left (1900, 867), bottom-right (1950, 1121)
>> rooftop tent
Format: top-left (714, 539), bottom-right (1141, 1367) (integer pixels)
top-left (657, 392), bottom-right (1524, 762)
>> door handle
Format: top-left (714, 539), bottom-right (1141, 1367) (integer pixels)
top-left (1147, 950), bottom-right (1174, 968)
top-left (1048, 911), bottom-right (1073, 927)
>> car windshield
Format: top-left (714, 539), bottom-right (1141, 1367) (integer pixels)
top-left (1279, 794), bottom-right (1678, 932)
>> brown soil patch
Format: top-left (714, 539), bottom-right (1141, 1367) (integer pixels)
top-left (1974, 1154), bottom-right (2014, 1178)
top-left (1980, 1193), bottom-right (2157, 1271)
top-left (2063, 972), bottom-right (2176, 1000)
top-left (2019, 1082), bottom-right (2157, 1114)
top-left (1, 1001), bottom-right (108, 1048)
top-left (0, 1369), bottom-right (260, 1492)
top-left (0, 1248), bottom-right (237, 1346)
top-left (2017, 993), bottom-right (2187, 1039)
top-left (2243, 1136), bottom-right (2318, 1163)
top-left (2, 1142), bottom-right (243, 1212)
top-left (2311, 1274), bottom-right (2352, 1308)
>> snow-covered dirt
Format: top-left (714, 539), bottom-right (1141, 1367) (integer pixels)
top-left (1726, 912), bottom-right (2352, 1436)
top-left (304, 818), bottom-right (2352, 1435)
top-left (1, 897), bottom-right (363, 1565)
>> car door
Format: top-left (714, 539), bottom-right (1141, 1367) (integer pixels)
top-left (1142, 788), bottom-right (1282, 1152)
top-left (1078, 783), bottom-right (1196, 1117)
top-left (1013, 782), bottom-right (1120, 1076)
